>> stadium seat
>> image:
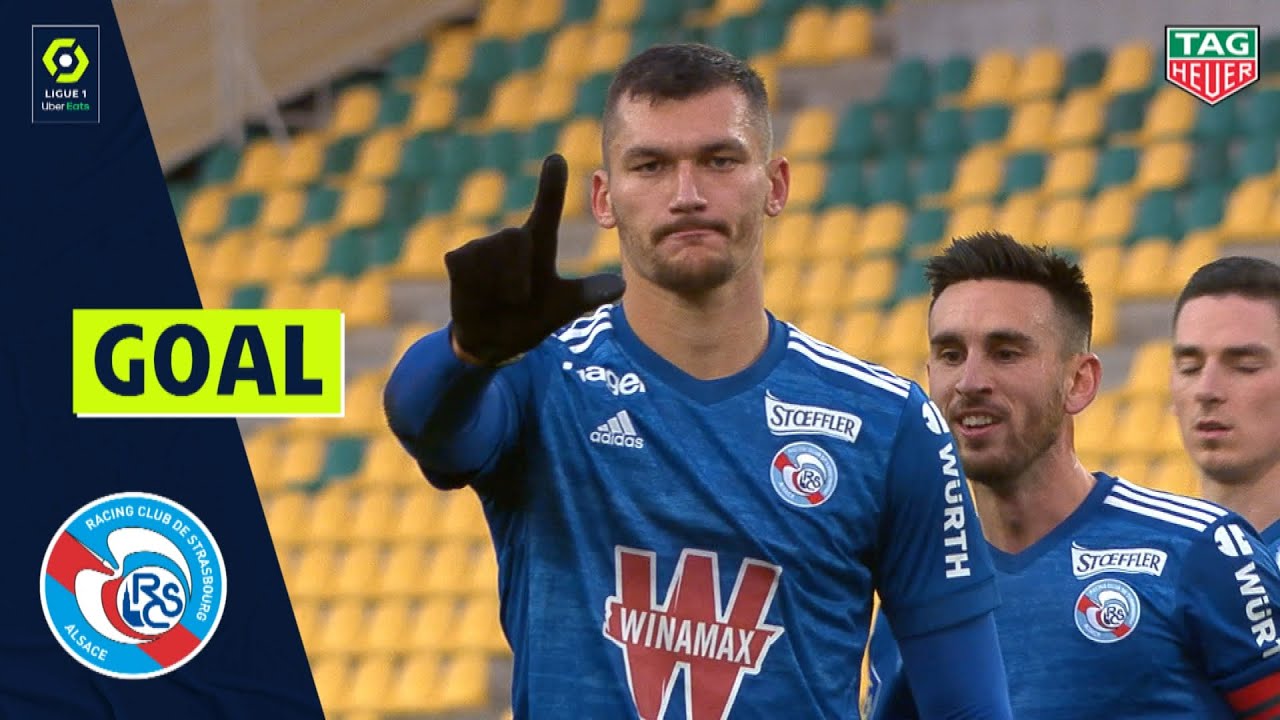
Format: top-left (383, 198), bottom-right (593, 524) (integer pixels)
top-left (532, 77), bottom-right (578, 126)
top-left (1111, 455), bottom-right (1153, 488)
top-left (821, 160), bottom-right (868, 208)
top-left (1093, 145), bottom-right (1138, 191)
top-left (543, 24), bottom-right (593, 79)
top-left (377, 90), bottom-right (413, 129)
top-left (1183, 184), bottom-right (1227, 233)
top-left (345, 654), bottom-right (394, 713)
top-left (433, 651), bottom-right (490, 711)
top-left (782, 107), bottom-right (836, 160)
top-left (948, 146), bottom-right (1004, 204)
top-left (335, 543), bottom-right (384, 599)
top-left (1065, 47), bottom-right (1107, 92)
top-left (1165, 230), bottom-right (1219, 292)
top-left (877, 296), bottom-right (930, 372)
top-left (1112, 395), bottom-right (1165, 456)
top-left (779, 7), bottom-right (830, 66)
top-left (351, 130), bottom-right (404, 181)
top-left (366, 599), bottom-right (413, 654)
top-left (1003, 100), bottom-right (1055, 151)
top-left (596, 0), bottom-right (643, 26)
top-left (240, 235), bottom-right (290, 285)
top-left (1189, 140), bottom-right (1231, 188)
top-left (1093, 293), bottom-right (1117, 347)
top-left (198, 144), bottom-right (240, 186)
top-left (880, 58), bottom-right (932, 111)
top-left (279, 133), bottom-right (327, 187)
top-left (834, 309), bottom-right (880, 359)
top-left (289, 544), bottom-right (337, 600)
top-left (811, 206), bottom-right (858, 261)
top-left (965, 50), bottom-right (1019, 107)
top-left (1104, 90), bottom-right (1147, 139)
top-left (1082, 186), bottom-right (1136, 246)
top-left (1101, 41), bottom-right (1153, 95)
top-left (314, 599), bottom-right (365, 656)
top-left (1043, 147), bottom-right (1097, 196)
top-left (1014, 47), bottom-right (1064, 101)
top-left (764, 260), bottom-right (803, 318)
top-left (936, 54), bottom-right (975, 105)
top-left (285, 227), bottom-right (332, 279)
top-left (828, 102), bottom-right (877, 161)
top-left (915, 154), bottom-right (957, 207)
top-left (1147, 457), bottom-right (1199, 496)
top-left (787, 161), bottom-right (828, 209)
top-left (943, 203), bottom-right (996, 245)
top-left (1141, 87), bottom-right (1197, 142)
top-left (1124, 339), bottom-right (1172, 398)
top-left (485, 73), bottom-right (538, 130)
top-left (1050, 89), bottom-right (1104, 147)
top-left (305, 484), bottom-right (354, 543)
top-left (1116, 239), bottom-right (1173, 299)
top-left (799, 263), bottom-right (848, 314)
top-left (329, 85), bottom-right (380, 138)
top-left (1003, 152), bottom-right (1046, 195)
top-left (455, 170), bottom-right (506, 222)
top-left (1130, 189), bottom-right (1180, 242)
top-left (1235, 136), bottom-right (1278, 180)
top-left (448, 595), bottom-right (508, 654)
top-left (1038, 197), bottom-right (1086, 250)
top-left (333, 184), bottom-right (387, 231)
top-left (522, 0), bottom-right (565, 34)
top-left (1193, 94), bottom-right (1239, 141)
top-left (389, 652), bottom-right (444, 713)
top-left (234, 139), bottom-right (284, 191)
top-left (994, 193), bottom-right (1040, 243)
top-left (920, 107), bottom-right (968, 155)
top-left (866, 154), bottom-right (913, 207)
top-left (438, 492), bottom-right (491, 542)
top-left (311, 655), bottom-right (350, 713)
top-left (902, 207), bottom-right (948, 258)
top-left (1134, 141), bottom-right (1191, 192)
top-left (826, 6), bottom-right (874, 61)
top-left (584, 29), bottom-right (632, 76)
top-left (969, 104), bottom-right (1012, 146)
top-left (1075, 390), bottom-right (1117, 457)
top-left (407, 86), bottom-right (457, 132)
top-left (1221, 177), bottom-right (1274, 240)
top-left (856, 204), bottom-right (908, 257)
top-left (1241, 87), bottom-right (1280, 137)
top-left (181, 186), bottom-right (230, 240)
top-left (346, 273), bottom-right (391, 329)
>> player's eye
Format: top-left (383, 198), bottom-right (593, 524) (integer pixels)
top-left (708, 156), bottom-right (739, 169)
top-left (1175, 361), bottom-right (1201, 375)
top-left (632, 160), bottom-right (661, 174)
top-left (936, 349), bottom-right (963, 364)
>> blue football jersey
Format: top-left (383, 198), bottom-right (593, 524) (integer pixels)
top-left (1263, 522), bottom-right (1280, 567)
top-left (454, 304), bottom-right (998, 719)
top-left (867, 473), bottom-right (1280, 719)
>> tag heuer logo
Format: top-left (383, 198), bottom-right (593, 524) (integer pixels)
top-left (1165, 26), bottom-right (1259, 105)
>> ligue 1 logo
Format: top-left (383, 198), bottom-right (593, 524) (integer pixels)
top-left (39, 492), bottom-right (227, 678)
top-left (1166, 26), bottom-right (1259, 105)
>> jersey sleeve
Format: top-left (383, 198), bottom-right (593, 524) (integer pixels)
top-left (874, 384), bottom-right (1000, 639)
top-left (383, 325), bottom-right (537, 489)
top-left (1180, 515), bottom-right (1280, 718)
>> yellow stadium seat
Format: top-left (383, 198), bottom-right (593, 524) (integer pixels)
top-left (855, 204), bottom-right (908, 257)
top-left (811, 206), bottom-right (859, 261)
top-left (948, 146), bottom-right (1004, 204)
top-left (562, 171), bottom-right (589, 220)
top-left (438, 492), bottom-right (490, 541)
top-left (764, 260), bottom-right (803, 319)
top-left (844, 257), bottom-right (896, 309)
top-left (358, 434), bottom-right (420, 489)
top-left (1080, 245), bottom-right (1123, 297)
top-left (836, 309), bottom-right (881, 359)
top-left (1050, 89), bottom-right (1104, 147)
top-left (1148, 457), bottom-right (1200, 496)
top-left (388, 490), bottom-right (438, 543)
top-left (258, 188), bottom-right (306, 234)
top-left (447, 596), bottom-right (508, 654)
top-left (334, 183), bottom-right (386, 230)
top-left (765, 212), bottom-right (813, 264)
top-left (944, 203), bottom-right (997, 242)
top-left (278, 434), bottom-right (324, 487)
top-left (279, 133), bottom-right (327, 187)
top-left (234, 138), bottom-right (284, 191)
top-left (348, 488), bottom-right (397, 543)
top-left (995, 193), bottom-right (1041, 243)
top-left (1102, 41), bottom-right (1153, 95)
top-left (1093, 293), bottom-right (1117, 347)
top-left (204, 234), bottom-right (249, 285)
top-left (329, 85), bottom-right (380, 138)
top-left (1075, 391), bottom-right (1117, 457)
top-left (1014, 47), bottom-right (1065, 102)
top-left (708, 0), bottom-right (763, 21)
top-left (579, 227), bottom-right (621, 273)
top-left (778, 7), bottom-right (830, 67)
top-left (305, 484), bottom-right (354, 543)
top-left (799, 263), bottom-right (848, 314)
top-left (289, 544), bottom-right (337, 600)
top-left (878, 296), bottom-right (930, 368)
top-left (1221, 177), bottom-right (1274, 240)
top-left (966, 50), bottom-right (1019, 107)
top-left (1134, 141), bottom-right (1191, 192)
top-left (1112, 395), bottom-right (1166, 456)
top-left (1111, 454), bottom-right (1153, 488)
top-left (1004, 100), bottom-right (1056, 152)
top-left (1043, 147), bottom-right (1097, 197)
top-left (241, 234), bottom-right (290, 284)
top-left (196, 280), bottom-right (231, 310)
top-left (367, 598), bottom-right (412, 653)
top-left (394, 217), bottom-right (451, 280)
top-left (531, 76), bottom-right (577, 126)
top-left (470, 545), bottom-right (500, 597)
top-left (315, 599), bottom-right (365, 656)
top-left (455, 170), bottom-right (506, 221)
top-left (181, 186), bottom-right (229, 239)
top-left (347, 272), bottom-right (392, 330)
top-left (1038, 197), bottom-right (1085, 250)
top-left (307, 276), bottom-right (351, 311)
top-left (424, 27), bottom-right (475, 85)
top-left (1117, 239), bottom-right (1173, 299)
top-left (543, 25), bottom-right (592, 79)
top-left (584, 29), bottom-right (631, 76)
top-left (792, 311), bottom-right (838, 344)
top-left (519, 0), bottom-right (564, 35)
top-left (486, 73), bottom-right (538, 130)
top-left (335, 543), bottom-right (383, 599)
top-left (476, 0), bottom-right (523, 39)
top-left (389, 651), bottom-right (444, 713)
top-left (596, 0), bottom-right (642, 27)
top-left (1141, 87), bottom-right (1197, 142)
top-left (1166, 230), bottom-right (1220, 293)
top-left (341, 371), bottom-right (387, 437)
top-left (279, 226), bottom-right (328, 280)
top-left (264, 490), bottom-right (305, 546)
top-left (380, 541), bottom-right (430, 597)
top-left (352, 129), bottom-right (403, 181)
top-left (557, 118), bottom-right (601, 172)
top-left (827, 6), bottom-right (874, 61)
top-left (407, 86), bottom-right (457, 132)
top-left (424, 540), bottom-right (471, 596)
top-left (786, 161), bottom-right (827, 209)
top-left (407, 599), bottom-right (457, 650)
top-left (781, 107), bottom-right (836, 160)
top-left (435, 651), bottom-right (490, 711)
top-left (752, 56), bottom-right (779, 111)
top-left (311, 655), bottom-right (350, 714)
top-left (1153, 410), bottom-right (1184, 456)
top-left (1124, 339), bottom-right (1172, 399)
top-left (1082, 186), bottom-right (1135, 246)
top-left (345, 654), bottom-right (394, 712)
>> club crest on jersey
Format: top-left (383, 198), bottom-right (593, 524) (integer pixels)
top-left (764, 391), bottom-right (861, 445)
top-left (769, 441), bottom-right (838, 508)
top-left (603, 547), bottom-right (784, 720)
top-left (1074, 578), bottom-right (1141, 643)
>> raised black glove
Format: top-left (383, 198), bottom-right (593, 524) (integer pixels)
top-left (444, 153), bottom-right (625, 367)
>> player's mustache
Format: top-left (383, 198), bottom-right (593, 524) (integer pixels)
top-left (652, 219), bottom-right (731, 243)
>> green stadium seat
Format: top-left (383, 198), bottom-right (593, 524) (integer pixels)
top-left (747, 15), bottom-right (788, 57)
top-left (303, 186), bottom-right (342, 224)
top-left (229, 284), bottom-right (266, 309)
top-left (369, 224), bottom-right (407, 268)
top-left (706, 17), bottom-right (752, 60)
top-left (512, 32), bottom-right (552, 72)
top-left (1242, 88), bottom-right (1280, 137)
top-left (564, 0), bottom-right (599, 23)
top-left (1065, 47), bottom-right (1106, 91)
top-left (1236, 136), bottom-right (1278, 180)
top-left (1262, 34), bottom-right (1280, 77)
top-left (395, 131), bottom-right (439, 181)
top-left (892, 257), bottom-right (932, 303)
top-left (1189, 141), bottom-right (1231, 187)
top-left (388, 40), bottom-right (429, 80)
top-left (880, 58), bottom-right (932, 110)
top-left (638, 0), bottom-right (684, 26)
top-left (323, 136), bottom-right (363, 176)
top-left (199, 144), bottom-right (240, 185)
top-left (915, 154), bottom-right (957, 203)
top-left (903, 207), bottom-right (948, 256)
top-left (478, 131), bottom-right (522, 174)
top-left (383, 179), bottom-right (422, 227)
top-left (324, 230), bottom-right (370, 278)
top-left (1130, 190), bottom-right (1180, 242)
top-left (828, 102), bottom-right (877, 160)
top-left (866, 154), bottom-right (913, 206)
top-left (877, 108), bottom-right (918, 153)
top-left (1183, 184), bottom-right (1228, 232)
top-left (224, 192), bottom-right (262, 230)
top-left (503, 173), bottom-right (539, 214)
top-left (935, 55), bottom-right (974, 103)
top-left (463, 38), bottom-right (512, 89)
top-left (1094, 146), bottom-right (1138, 190)
top-left (522, 121), bottom-right (562, 166)
top-left (574, 73), bottom-right (612, 117)
top-left (820, 161), bottom-right (868, 208)
top-left (968, 104), bottom-right (1011, 145)
top-left (169, 183), bottom-right (193, 218)
top-left (437, 134), bottom-right (482, 180)
top-left (377, 90), bottom-right (413, 128)
top-left (322, 437), bottom-right (367, 483)
top-left (920, 107), bottom-right (968, 155)
top-left (1104, 90), bottom-right (1148, 137)
top-left (420, 181), bottom-right (461, 216)
top-left (1193, 96), bottom-right (1239, 141)
top-left (760, 0), bottom-right (803, 17)
top-left (456, 80), bottom-right (495, 120)
top-left (1004, 152), bottom-right (1046, 196)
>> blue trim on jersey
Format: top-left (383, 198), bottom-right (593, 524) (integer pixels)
top-left (1262, 520), bottom-right (1280, 551)
top-left (987, 473), bottom-right (1111, 574)
top-left (610, 304), bottom-right (790, 405)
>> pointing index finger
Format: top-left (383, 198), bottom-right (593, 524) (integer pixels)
top-left (526, 154), bottom-right (568, 276)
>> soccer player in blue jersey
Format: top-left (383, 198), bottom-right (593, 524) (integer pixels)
top-left (384, 43), bottom-right (1014, 719)
top-left (1171, 257), bottom-right (1280, 555)
top-left (866, 233), bottom-right (1280, 720)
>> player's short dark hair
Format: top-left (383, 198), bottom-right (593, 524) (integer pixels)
top-left (602, 43), bottom-right (772, 158)
top-left (1173, 255), bottom-right (1280, 326)
top-left (925, 231), bottom-right (1094, 354)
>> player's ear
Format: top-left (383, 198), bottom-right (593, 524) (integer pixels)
top-left (591, 169), bottom-right (616, 229)
top-left (765, 156), bottom-right (789, 218)
top-left (1064, 352), bottom-right (1102, 415)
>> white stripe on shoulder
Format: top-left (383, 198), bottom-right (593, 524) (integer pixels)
top-left (557, 304), bottom-right (614, 342)
top-left (787, 326), bottom-right (912, 390)
top-left (787, 341), bottom-right (910, 398)
top-left (1109, 482), bottom-right (1220, 526)
top-left (1113, 477), bottom-right (1228, 518)
top-left (566, 321), bottom-right (613, 354)
top-left (1103, 495), bottom-right (1209, 532)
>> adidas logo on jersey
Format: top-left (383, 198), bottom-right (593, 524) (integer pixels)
top-left (590, 410), bottom-right (645, 449)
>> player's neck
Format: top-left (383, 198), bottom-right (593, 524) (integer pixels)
top-left (620, 268), bottom-right (769, 381)
top-left (972, 443), bottom-right (1096, 555)
top-left (1200, 459), bottom-right (1280, 535)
